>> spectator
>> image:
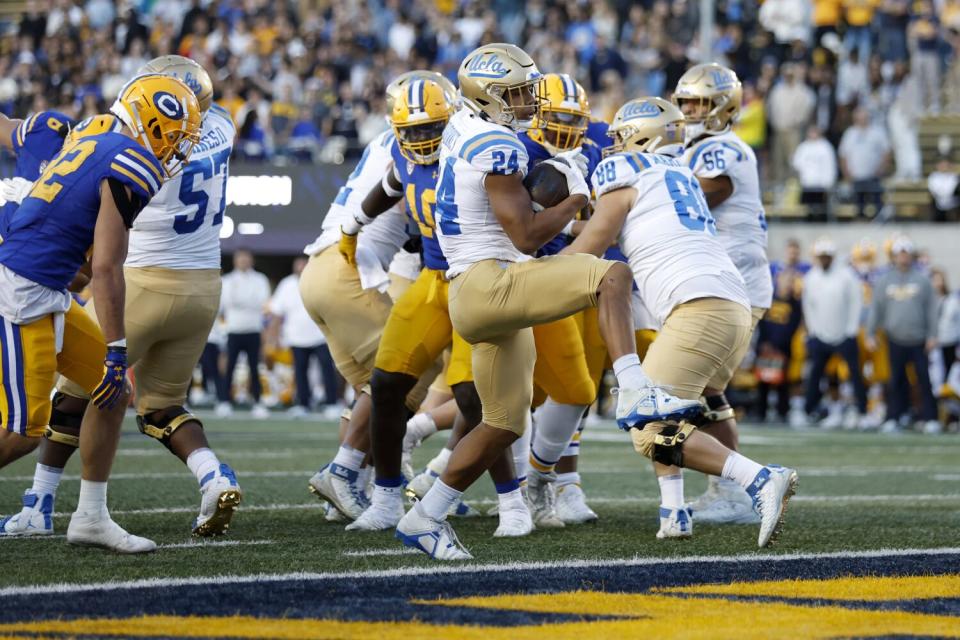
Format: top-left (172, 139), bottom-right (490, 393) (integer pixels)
top-left (792, 125), bottom-right (838, 220)
top-left (802, 238), bottom-right (868, 428)
top-left (198, 319), bottom-right (229, 410)
top-left (842, 0), bottom-right (876, 62)
top-left (759, 0), bottom-right (812, 49)
top-left (221, 249), bottom-right (273, 420)
top-left (268, 258), bottom-right (342, 418)
top-left (588, 35), bottom-right (627, 90)
top-left (733, 83), bottom-right (766, 152)
top-left (767, 63), bottom-right (816, 186)
top-left (909, 0), bottom-right (943, 114)
top-left (928, 158), bottom-right (960, 221)
top-left (876, 0), bottom-right (911, 62)
top-left (813, 0), bottom-right (842, 44)
top-left (935, 270), bottom-right (960, 385)
top-left (838, 107), bottom-right (892, 218)
top-left (867, 237), bottom-right (941, 434)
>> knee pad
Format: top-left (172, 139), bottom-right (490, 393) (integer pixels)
top-left (46, 392), bottom-right (84, 448)
top-left (630, 420), bottom-right (697, 467)
top-left (702, 393), bottom-right (735, 422)
top-left (136, 406), bottom-right (201, 448)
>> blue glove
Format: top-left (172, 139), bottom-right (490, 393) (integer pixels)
top-left (92, 346), bottom-right (128, 410)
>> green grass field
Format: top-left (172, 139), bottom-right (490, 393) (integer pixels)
top-left (1, 415), bottom-right (958, 589)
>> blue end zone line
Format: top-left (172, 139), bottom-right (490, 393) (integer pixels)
top-left (3, 547), bottom-right (960, 597)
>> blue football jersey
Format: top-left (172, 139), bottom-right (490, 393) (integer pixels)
top-left (390, 141), bottom-right (448, 271)
top-left (519, 119), bottom-right (615, 258)
top-left (0, 131), bottom-right (163, 291)
top-left (2, 111), bottom-right (75, 229)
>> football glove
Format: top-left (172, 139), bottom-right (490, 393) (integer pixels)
top-left (92, 346), bottom-right (128, 410)
top-left (0, 177), bottom-right (33, 205)
top-left (339, 212), bottom-right (375, 266)
top-left (542, 157), bottom-right (591, 200)
top-left (554, 149), bottom-right (590, 179)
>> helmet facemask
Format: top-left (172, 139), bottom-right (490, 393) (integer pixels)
top-left (396, 119), bottom-right (447, 164)
top-left (486, 78), bottom-right (544, 131)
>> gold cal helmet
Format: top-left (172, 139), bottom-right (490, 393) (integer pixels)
top-left (392, 78), bottom-right (454, 165)
top-left (386, 70), bottom-right (458, 114)
top-left (458, 43), bottom-right (543, 131)
top-left (529, 73), bottom-right (590, 153)
top-left (110, 74), bottom-right (202, 178)
top-left (607, 97), bottom-right (685, 157)
top-left (137, 55), bottom-right (214, 114)
top-left (673, 63), bottom-right (742, 140)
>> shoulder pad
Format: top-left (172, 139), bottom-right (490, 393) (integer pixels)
top-left (108, 140), bottom-right (164, 200)
top-left (458, 129), bottom-right (528, 176)
top-left (592, 153), bottom-right (647, 197)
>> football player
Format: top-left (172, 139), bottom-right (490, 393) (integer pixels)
top-left (302, 71), bottom-right (452, 521)
top-left (395, 44), bottom-right (700, 560)
top-left (1, 57), bottom-right (242, 538)
top-left (673, 63), bottom-right (773, 524)
top-left (563, 97), bottom-right (797, 546)
top-left (0, 74), bottom-right (201, 552)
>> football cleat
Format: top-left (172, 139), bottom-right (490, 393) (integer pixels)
top-left (396, 503), bottom-right (473, 560)
top-left (214, 401), bottom-right (233, 418)
top-left (193, 464), bottom-right (242, 537)
top-left (525, 470), bottom-right (564, 528)
top-left (308, 464), bottom-right (370, 520)
top-left (346, 502), bottom-right (405, 531)
top-left (0, 490), bottom-right (55, 537)
top-left (748, 466), bottom-right (799, 548)
top-left (614, 386), bottom-right (703, 430)
top-left (406, 468), bottom-right (440, 500)
top-left (67, 509), bottom-right (156, 554)
top-left (450, 499), bottom-right (482, 518)
top-left (324, 502), bottom-right (346, 522)
top-left (656, 506), bottom-right (693, 539)
top-left (689, 480), bottom-right (759, 525)
top-left (493, 504), bottom-right (534, 538)
top-left (555, 484), bottom-right (598, 524)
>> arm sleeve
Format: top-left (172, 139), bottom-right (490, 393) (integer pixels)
top-left (460, 131), bottom-right (529, 177)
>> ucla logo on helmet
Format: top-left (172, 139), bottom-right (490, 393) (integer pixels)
top-left (466, 54), bottom-right (510, 78)
top-left (622, 101), bottom-right (660, 120)
top-left (153, 91), bottom-right (185, 120)
top-left (710, 70), bottom-right (734, 90)
top-left (181, 71), bottom-right (203, 94)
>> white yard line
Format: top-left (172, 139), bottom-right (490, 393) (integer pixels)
top-left (341, 548), bottom-right (420, 557)
top-left (159, 539), bottom-right (274, 550)
top-left (2, 546), bottom-right (960, 597)
top-left (0, 470), bottom-right (317, 483)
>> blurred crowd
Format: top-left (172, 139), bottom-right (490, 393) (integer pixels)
top-left (2, 0), bottom-right (960, 201)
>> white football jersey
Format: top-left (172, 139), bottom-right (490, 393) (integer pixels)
top-left (125, 104), bottom-right (235, 270)
top-left (435, 109), bottom-right (530, 278)
top-left (592, 151), bottom-right (749, 325)
top-left (682, 130), bottom-right (773, 309)
top-left (303, 130), bottom-right (408, 269)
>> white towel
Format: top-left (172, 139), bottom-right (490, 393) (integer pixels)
top-left (356, 245), bottom-right (391, 293)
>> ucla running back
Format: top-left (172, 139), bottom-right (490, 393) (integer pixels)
top-left (0, 74), bottom-right (201, 552)
top-left (563, 97), bottom-right (796, 547)
top-left (674, 63), bottom-right (773, 524)
top-left (394, 44), bottom-right (700, 561)
top-left (1, 57), bottom-right (243, 539)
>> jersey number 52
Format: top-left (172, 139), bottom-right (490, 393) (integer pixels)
top-left (174, 148), bottom-right (231, 234)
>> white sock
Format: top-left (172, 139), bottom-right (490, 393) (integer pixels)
top-left (76, 480), bottom-right (107, 515)
top-left (332, 445), bottom-right (365, 472)
top-left (426, 447), bottom-right (452, 475)
top-left (419, 479), bottom-right (461, 521)
top-left (613, 353), bottom-right (651, 388)
top-left (658, 474), bottom-right (685, 509)
top-left (555, 471), bottom-right (581, 488)
top-left (721, 452), bottom-right (766, 490)
top-left (372, 483), bottom-right (403, 510)
top-left (186, 448), bottom-right (220, 486)
top-left (511, 425), bottom-right (531, 482)
top-left (31, 464), bottom-right (63, 496)
top-left (530, 400), bottom-right (587, 474)
top-left (497, 487), bottom-right (525, 512)
top-left (406, 413), bottom-right (438, 443)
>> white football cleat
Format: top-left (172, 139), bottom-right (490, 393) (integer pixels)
top-left (346, 498), bottom-right (405, 531)
top-left (555, 484), bottom-right (598, 524)
top-left (493, 505), bottom-right (534, 538)
top-left (324, 502), bottom-right (346, 522)
top-left (819, 408), bottom-right (843, 430)
top-left (308, 464), bottom-right (369, 520)
top-left (923, 420), bottom-right (943, 435)
top-left (67, 509), bottom-right (156, 554)
top-left (880, 419), bottom-right (900, 434)
top-left (0, 491), bottom-right (55, 537)
top-left (656, 506), bottom-right (693, 539)
top-left (690, 480), bottom-right (759, 525)
top-left (449, 499), bottom-right (482, 518)
top-left (406, 468), bottom-right (439, 500)
top-left (395, 503), bottom-right (473, 560)
top-left (214, 402), bottom-right (233, 418)
top-left (747, 466), bottom-right (799, 548)
top-left (526, 470), bottom-right (564, 529)
top-left (193, 464), bottom-right (242, 537)
top-left (614, 386), bottom-right (702, 430)
top-left (251, 403), bottom-right (270, 420)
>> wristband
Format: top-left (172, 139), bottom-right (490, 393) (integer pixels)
top-left (562, 220), bottom-right (575, 236)
top-left (381, 173), bottom-right (403, 198)
top-left (108, 339), bottom-right (127, 349)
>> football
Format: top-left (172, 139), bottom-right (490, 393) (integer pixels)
top-left (524, 161), bottom-right (569, 209)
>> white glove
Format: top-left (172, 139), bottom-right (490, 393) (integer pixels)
top-left (554, 148), bottom-right (589, 179)
top-left (0, 177), bottom-right (33, 205)
top-left (543, 157), bottom-right (590, 200)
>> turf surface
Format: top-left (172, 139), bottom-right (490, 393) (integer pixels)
top-left (1, 415), bottom-right (958, 589)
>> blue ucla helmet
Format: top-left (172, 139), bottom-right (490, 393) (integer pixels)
top-left (606, 97), bottom-right (685, 157)
top-left (457, 43), bottom-right (543, 131)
